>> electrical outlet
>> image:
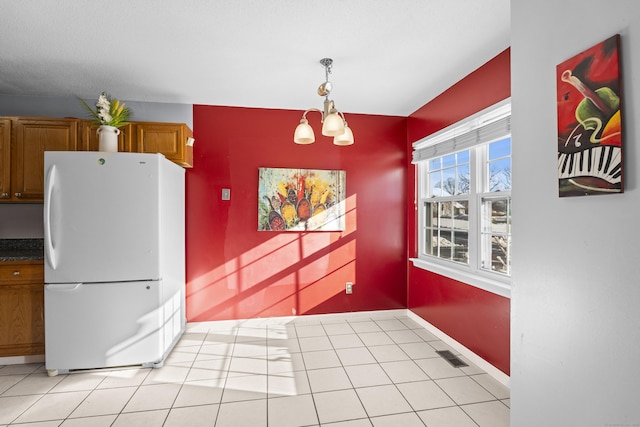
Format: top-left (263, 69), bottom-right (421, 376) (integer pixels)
top-left (221, 188), bottom-right (231, 200)
top-left (346, 282), bottom-right (353, 294)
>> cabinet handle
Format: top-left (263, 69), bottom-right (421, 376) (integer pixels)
top-left (13, 271), bottom-right (21, 276)
top-left (15, 192), bottom-right (22, 198)
top-left (0, 192), bottom-right (9, 198)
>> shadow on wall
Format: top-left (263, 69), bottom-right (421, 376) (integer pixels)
top-left (187, 195), bottom-right (358, 320)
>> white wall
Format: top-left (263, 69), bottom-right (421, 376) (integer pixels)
top-left (511, 1), bottom-right (640, 426)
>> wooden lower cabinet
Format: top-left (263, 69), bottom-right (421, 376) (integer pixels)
top-left (0, 261), bottom-right (45, 357)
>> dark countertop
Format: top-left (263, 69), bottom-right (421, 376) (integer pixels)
top-left (0, 239), bottom-right (44, 262)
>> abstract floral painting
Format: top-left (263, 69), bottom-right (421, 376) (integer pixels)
top-left (556, 34), bottom-right (623, 197)
top-left (258, 167), bottom-right (346, 231)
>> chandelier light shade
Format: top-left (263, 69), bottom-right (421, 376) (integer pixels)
top-left (294, 58), bottom-right (355, 146)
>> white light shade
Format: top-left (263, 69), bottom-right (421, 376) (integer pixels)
top-left (294, 118), bottom-right (315, 144)
top-left (321, 112), bottom-right (345, 136)
top-left (333, 126), bottom-right (354, 146)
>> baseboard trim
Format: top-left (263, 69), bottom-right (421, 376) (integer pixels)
top-left (406, 309), bottom-right (510, 387)
top-left (0, 354), bottom-right (45, 366)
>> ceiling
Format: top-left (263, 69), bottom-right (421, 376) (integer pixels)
top-left (0, 1), bottom-right (510, 117)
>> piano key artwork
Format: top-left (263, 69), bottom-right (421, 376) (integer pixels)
top-left (556, 34), bottom-right (623, 197)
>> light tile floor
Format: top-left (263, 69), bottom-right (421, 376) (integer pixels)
top-left (0, 311), bottom-right (510, 426)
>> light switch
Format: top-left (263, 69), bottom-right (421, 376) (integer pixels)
top-left (221, 188), bottom-right (231, 200)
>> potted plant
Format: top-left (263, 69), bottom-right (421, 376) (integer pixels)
top-left (79, 92), bottom-right (132, 152)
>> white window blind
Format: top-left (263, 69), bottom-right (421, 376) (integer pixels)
top-left (412, 100), bottom-right (511, 163)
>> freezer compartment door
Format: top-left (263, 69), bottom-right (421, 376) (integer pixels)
top-left (45, 280), bottom-right (165, 371)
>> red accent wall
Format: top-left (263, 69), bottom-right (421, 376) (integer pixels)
top-left (186, 106), bottom-right (407, 321)
top-left (406, 48), bottom-right (511, 375)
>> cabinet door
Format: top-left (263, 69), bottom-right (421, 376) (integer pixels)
top-left (0, 262), bottom-right (45, 357)
top-left (12, 118), bottom-right (79, 200)
top-left (135, 122), bottom-right (193, 168)
top-left (0, 118), bottom-right (11, 200)
top-left (79, 121), bottom-right (133, 152)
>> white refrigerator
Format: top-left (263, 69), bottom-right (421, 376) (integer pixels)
top-left (43, 151), bottom-right (185, 376)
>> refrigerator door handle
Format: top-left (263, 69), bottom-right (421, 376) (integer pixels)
top-left (44, 164), bottom-right (58, 270)
top-left (45, 283), bottom-right (83, 292)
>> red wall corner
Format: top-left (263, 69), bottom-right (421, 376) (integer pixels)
top-left (406, 48), bottom-right (511, 375)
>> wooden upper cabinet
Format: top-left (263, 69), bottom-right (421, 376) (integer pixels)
top-left (11, 118), bottom-right (79, 201)
top-left (134, 122), bottom-right (194, 168)
top-left (0, 119), bottom-right (11, 200)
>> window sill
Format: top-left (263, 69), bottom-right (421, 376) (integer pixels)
top-left (409, 257), bottom-right (511, 299)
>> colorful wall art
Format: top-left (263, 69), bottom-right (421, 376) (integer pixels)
top-left (556, 34), bottom-right (623, 197)
top-left (258, 167), bottom-right (346, 231)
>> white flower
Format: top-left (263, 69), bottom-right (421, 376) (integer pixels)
top-left (96, 94), bottom-right (110, 111)
top-left (98, 110), bottom-right (112, 123)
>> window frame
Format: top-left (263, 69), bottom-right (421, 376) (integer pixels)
top-left (410, 100), bottom-right (511, 298)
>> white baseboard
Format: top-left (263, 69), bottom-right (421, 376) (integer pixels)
top-left (406, 309), bottom-right (510, 387)
top-left (0, 354), bottom-right (44, 366)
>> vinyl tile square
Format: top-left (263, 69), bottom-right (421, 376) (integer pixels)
top-left (329, 333), bottom-right (365, 349)
top-left (49, 371), bottom-right (106, 392)
top-left (268, 394), bottom-right (319, 427)
top-left (295, 324), bottom-right (327, 337)
top-left (221, 373), bottom-right (267, 402)
top-left (0, 395), bottom-right (41, 424)
top-left (414, 357), bottom-right (468, 380)
top-left (398, 341), bottom-right (439, 359)
top-left (268, 369), bottom-right (311, 396)
top-left (122, 383), bottom-right (181, 412)
top-left (417, 405), bottom-right (478, 427)
top-left (164, 349), bottom-right (199, 366)
top-left (386, 329), bottom-right (423, 344)
top-left (375, 319), bottom-right (409, 331)
top-left (380, 360), bottom-right (430, 383)
top-left (173, 379), bottom-right (224, 407)
top-left (0, 363), bottom-right (42, 376)
top-left (216, 398), bottom-right (267, 427)
top-left (0, 375), bottom-right (26, 395)
top-left (307, 367), bottom-right (352, 392)
top-left (357, 331), bottom-right (395, 346)
top-left (96, 368), bottom-right (150, 389)
top-left (70, 386), bottom-right (137, 417)
top-left (435, 376), bottom-right (496, 405)
top-left (367, 344), bottom-right (411, 363)
top-left (302, 349), bottom-right (341, 370)
top-left (13, 390), bottom-right (89, 423)
top-left (298, 336), bottom-right (333, 352)
top-left (323, 322), bottom-right (356, 335)
top-left (164, 404), bottom-right (219, 427)
top-left (370, 411), bottom-right (426, 427)
top-left (143, 365), bottom-right (190, 384)
top-left (112, 408), bottom-right (169, 427)
top-left (345, 364), bottom-right (392, 388)
top-left (267, 338), bottom-right (301, 355)
top-left (235, 327), bottom-right (267, 342)
top-left (232, 341), bottom-right (268, 358)
top-left (470, 374), bottom-right (510, 399)
top-left (349, 320), bottom-right (383, 333)
top-left (355, 384), bottom-right (413, 417)
top-left (336, 347), bottom-right (377, 366)
top-left (227, 356), bottom-right (268, 376)
top-left (61, 414), bottom-right (117, 426)
top-left (313, 389), bottom-right (368, 424)
top-left (461, 400), bottom-right (510, 427)
top-left (1, 373), bottom-right (64, 396)
top-left (396, 380), bottom-right (456, 411)
top-left (268, 351), bottom-right (305, 373)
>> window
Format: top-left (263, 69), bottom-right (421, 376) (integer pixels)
top-left (411, 100), bottom-right (511, 297)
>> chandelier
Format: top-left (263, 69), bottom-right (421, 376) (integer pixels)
top-left (294, 58), bottom-right (355, 146)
